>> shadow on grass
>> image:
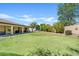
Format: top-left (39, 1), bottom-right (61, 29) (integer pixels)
top-left (0, 52), bottom-right (23, 56)
top-left (27, 48), bottom-right (72, 56)
top-left (69, 47), bottom-right (79, 54)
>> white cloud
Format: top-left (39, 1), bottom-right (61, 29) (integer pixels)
top-left (0, 14), bottom-right (13, 19)
top-left (19, 18), bottom-right (34, 22)
top-left (45, 17), bottom-right (54, 22)
top-left (0, 13), bottom-right (57, 25)
top-left (39, 17), bottom-right (46, 19)
top-left (37, 17), bottom-right (54, 22)
top-left (19, 15), bottom-right (56, 25)
top-left (19, 15), bottom-right (36, 22)
top-left (20, 15), bottom-right (32, 18)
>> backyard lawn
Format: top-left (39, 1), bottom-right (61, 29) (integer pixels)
top-left (0, 32), bottom-right (79, 56)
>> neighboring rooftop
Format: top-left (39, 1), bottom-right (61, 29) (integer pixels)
top-left (0, 19), bottom-right (26, 26)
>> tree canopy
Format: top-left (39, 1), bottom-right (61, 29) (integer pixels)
top-left (58, 3), bottom-right (79, 26)
top-left (30, 22), bottom-right (37, 32)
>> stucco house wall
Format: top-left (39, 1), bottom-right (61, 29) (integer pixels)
top-left (64, 25), bottom-right (79, 35)
top-left (0, 25), bottom-right (5, 35)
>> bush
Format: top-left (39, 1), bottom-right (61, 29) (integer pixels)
top-left (65, 30), bottom-right (72, 35)
top-left (28, 48), bottom-right (52, 56)
top-left (40, 24), bottom-right (53, 32)
top-left (53, 22), bottom-right (64, 33)
top-left (46, 26), bottom-right (53, 32)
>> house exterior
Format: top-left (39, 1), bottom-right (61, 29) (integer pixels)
top-left (29, 28), bottom-right (36, 32)
top-left (64, 24), bottom-right (79, 35)
top-left (0, 19), bottom-right (28, 35)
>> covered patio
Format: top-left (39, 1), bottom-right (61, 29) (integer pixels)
top-left (0, 19), bottom-right (28, 35)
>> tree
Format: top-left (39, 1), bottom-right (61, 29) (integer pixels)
top-left (30, 22), bottom-right (37, 32)
top-left (45, 24), bottom-right (53, 32)
top-left (40, 24), bottom-right (54, 32)
top-left (58, 3), bottom-right (78, 26)
top-left (36, 24), bottom-right (40, 31)
top-left (40, 24), bottom-right (46, 31)
top-left (75, 4), bottom-right (79, 23)
top-left (53, 22), bottom-right (64, 33)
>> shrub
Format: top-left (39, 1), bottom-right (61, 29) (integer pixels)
top-left (46, 26), bottom-right (53, 32)
top-left (53, 22), bottom-right (64, 33)
top-left (28, 48), bottom-right (52, 56)
top-left (65, 30), bottom-right (72, 35)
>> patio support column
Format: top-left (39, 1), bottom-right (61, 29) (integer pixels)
top-left (11, 26), bottom-right (14, 34)
top-left (22, 27), bottom-right (24, 33)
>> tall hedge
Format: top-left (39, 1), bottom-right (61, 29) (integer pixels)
top-left (53, 22), bottom-right (64, 33)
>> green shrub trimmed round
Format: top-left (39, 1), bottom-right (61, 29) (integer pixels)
top-left (65, 30), bottom-right (72, 35)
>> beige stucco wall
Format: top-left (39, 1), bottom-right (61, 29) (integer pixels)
top-left (64, 25), bottom-right (79, 35)
top-left (0, 25), bottom-right (5, 32)
top-left (0, 25), bottom-right (12, 35)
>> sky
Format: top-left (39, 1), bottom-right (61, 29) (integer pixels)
top-left (0, 3), bottom-right (58, 25)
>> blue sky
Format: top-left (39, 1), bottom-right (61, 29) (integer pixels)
top-left (0, 3), bottom-right (58, 25)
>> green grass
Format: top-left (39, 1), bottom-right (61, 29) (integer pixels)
top-left (0, 32), bottom-right (79, 56)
